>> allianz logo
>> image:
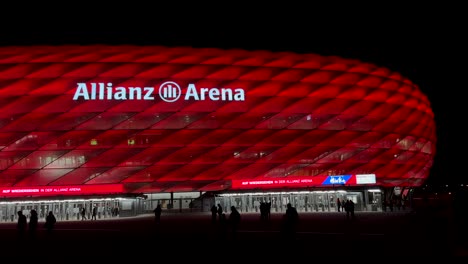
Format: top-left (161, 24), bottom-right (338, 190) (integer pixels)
top-left (73, 81), bottom-right (245, 102)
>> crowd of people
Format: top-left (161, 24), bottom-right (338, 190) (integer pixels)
top-left (17, 210), bottom-right (56, 238)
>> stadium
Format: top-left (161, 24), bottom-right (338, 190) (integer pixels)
top-left (0, 45), bottom-right (436, 221)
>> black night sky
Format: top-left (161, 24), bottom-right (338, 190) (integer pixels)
top-left (0, 7), bottom-right (466, 187)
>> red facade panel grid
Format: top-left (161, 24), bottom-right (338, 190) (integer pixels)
top-left (0, 45), bottom-right (436, 194)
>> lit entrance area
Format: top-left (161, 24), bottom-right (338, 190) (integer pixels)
top-left (0, 197), bottom-right (142, 223)
top-left (142, 192), bottom-right (201, 213)
top-left (215, 189), bottom-right (382, 213)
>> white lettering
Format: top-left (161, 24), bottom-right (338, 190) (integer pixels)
top-left (248, 180), bottom-right (273, 185)
top-left (114, 87), bottom-right (127, 100)
top-left (220, 88), bottom-right (232, 100)
top-left (143, 87), bottom-right (155, 100)
top-left (234, 88), bottom-right (245, 101)
top-left (73, 83), bottom-right (90, 100)
top-left (209, 88), bottom-right (220, 100)
top-left (330, 177), bottom-right (346, 184)
top-left (91, 83), bottom-right (97, 99)
top-left (107, 83), bottom-right (113, 99)
top-left (185, 84), bottom-right (200, 100)
top-left (184, 84), bottom-right (245, 101)
top-left (11, 188), bottom-right (40, 193)
top-left (98, 83), bottom-right (105, 99)
top-left (129, 87), bottom-right (142, 100)
top-left (74, 82), bottom-right (245, 102)
top-left (200, 88), bottom-right (209, 100)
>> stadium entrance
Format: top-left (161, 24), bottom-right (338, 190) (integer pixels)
top-left (214, 189), bottom-right (383, 213)
top-left (0, 197), bottom-right (143, 223)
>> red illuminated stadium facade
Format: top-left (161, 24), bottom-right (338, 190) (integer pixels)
top-left (0, 45), bottom-right (436, 219)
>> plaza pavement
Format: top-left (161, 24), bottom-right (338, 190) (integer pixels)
top-left (0, 210), bottom-right (466, 257)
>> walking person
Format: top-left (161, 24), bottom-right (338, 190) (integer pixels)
top-left (260, 202), bottom-right (266, 221)
top-left (282, 203), bottom-right (299, 240)
top-left (344, 200), bottom-right (350, 219)
top-left (17, 211), bottom-right (27, 238)
top-left (44, 211), bottom-right (57, 234)
top-left (217, 204), bottom-right (223, 220)
top-left (153, 204), bottom-right (162, 223)
top-left (29, 209), bottom-right (38, 238)
top-left (266, 201), bottom-right (271, 220)
top-left (81, 207), bottom-right (87, 220)
top-left (210, 204), bottom-right (218, 224)
top-left (92, 206), bottom-right (97, 220)
top-left (229, 206), bottom-right (241, 240)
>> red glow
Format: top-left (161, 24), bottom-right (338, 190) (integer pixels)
top-left (231, 175), bottom-right (359, 189)
top-left (0, 45), bottom-right (436, 193)
top-left (0, 184), bottom-right (123, 197)
top-left (232, 177), bottom-right (322, 189)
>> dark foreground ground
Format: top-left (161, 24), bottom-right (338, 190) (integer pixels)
top-left (0, 209), bottom-right (467, 258)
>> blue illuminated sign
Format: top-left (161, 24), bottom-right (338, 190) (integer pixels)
top-left (322, 175), bottom-right (352, 185)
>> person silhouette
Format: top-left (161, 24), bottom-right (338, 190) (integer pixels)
top-left (81, 207), bottom-right (87, 220)
top-left (153, 204), bottom-right (162, 223)
top-left (229, 206), bottom-right (241, 240)
top-left (17, 211), bottom-right (27, 238)
top-left (266, 201), bottom-right (271, 220)
top-left (344, 200), bottom-right (350, 219)
top-left (260, 202), bottom-right (266, 220)
top-left (45, 211), bottom-right (56, 234)
top-left (283, 203), bottom-right (299, 239)
top-left (29, 209), bottom-right (38, 238)
top-left (217, 204), bottom-right (223, 220)
top-left (210, 205), bottom-right (217, 223)
top-left (92, 206), bottom-right (97, 220)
